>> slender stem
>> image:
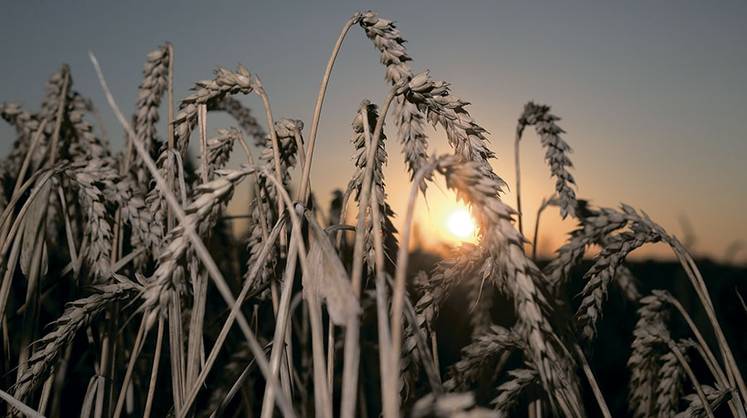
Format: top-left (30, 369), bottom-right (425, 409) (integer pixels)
top-left (298, 15), bottom-right (359, 201)
top-left (259, 16), bottom-right (359, 418)
top-left (667, 297), bottom-right (730, 387)
top-left (143, 317), bottom-right (164, 418)
top-left (179, 218), bottom-right (284, 417)
top-left (573, 343), bottom-right (611, 418)
top-left (208, 356), bottom-right (260, 418)
top-left (666, 339), bottom-right (715, 418)
top-left (532, 197), bottom-right (552, 261)
top-left (185, 104), bottom-right (210, 389)
top-left (388, 161), bottom-right (438, 416)
top-left (667, 296), bottom-right (746, 418)
top-left (166, 43), bottom-right (175, 232)
top-left (112, 317), bottom-right (148, 418)
top-left (57, 187), bottom-right (79, 275)
top-left (671, 243), bottom-right (747, 403)
top-left (514, 131), bottom-right (523, 235)
top-left (259, 173), bottom-right (333, 418)
top-left (0, 388), bottom-right (44, 418)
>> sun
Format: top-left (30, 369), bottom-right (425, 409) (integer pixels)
top-left (445, 207), bottom-right (476, 241)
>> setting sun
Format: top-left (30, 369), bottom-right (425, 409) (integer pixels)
top-left (446, 207), bottom-right (476, 241)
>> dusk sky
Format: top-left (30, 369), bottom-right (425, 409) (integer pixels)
top-left (2, 1), bottom-right (745, 262)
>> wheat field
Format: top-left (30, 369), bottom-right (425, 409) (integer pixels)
top-left (0, 10), bottom-right (744, 418)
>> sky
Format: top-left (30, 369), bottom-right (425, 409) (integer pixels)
top-left (1, 0), bottom-right (745, 262)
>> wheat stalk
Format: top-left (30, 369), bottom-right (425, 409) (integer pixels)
top-left (62, 159), bottom-right (118, 278)
top-left (131, 44), bottom-right (170, 188)
top-left (243, 119), bottom-right (300, 296)
top-left (346, 100), bottom-right (399, 274)
top-left (628, 291), bottom-right (670, 418)
top-left (655, 339), bottom-right (693, 418)
top-left (576, 221), bottom-right (663, 342)
top-left (13, 281), bottom-right (138, 401)
top-left (445, 325), bottom-right (521, 392)
top-left (358, 11), bottom-right (431, 187)
top-left (434, 154), bottom-right (584, 417)
top-left (168, 65), bottom-right (254, 159)
top-left (515, 102), bottom-right (577, 224)
top-left (209, 96), bottom-right (266, 146)
top-left (675, 385), bottom-right (730, 418)
top-left (140, 165), bottom-right (255, 325)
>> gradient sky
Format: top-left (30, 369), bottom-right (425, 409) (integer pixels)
top-left (1, 1), bottom-right (746, 262)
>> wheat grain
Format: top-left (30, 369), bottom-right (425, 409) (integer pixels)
top-left (67, 92), bottom-right (112, 163)
top-left (359, 11), bottom-right (430, 186)
top-left (132, 44), bottom-right (170, 188)
top-left (243, 119), bottom-right (300, 296)
top-left (202, 127), bottom-right (241, 176)
top-left (515, 102), bottom-right (577, 218)
top-left (406, 73), bottom-right (496, 178)
top-left (545, 204), bottom-right (627, 292)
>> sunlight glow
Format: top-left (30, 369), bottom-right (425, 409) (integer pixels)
top-left (446, 208), bottom-right (476, 241)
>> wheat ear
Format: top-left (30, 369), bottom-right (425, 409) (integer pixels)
top-left (13, 281), bottom-right (138, 401)
top-left (359, 11), bottom-right (431, 186)
top-left (628, 291), bottom-right (670, 418)
top-left (445, 325), bottom-right (521, 391)
top-left (576, 221), bottom-right (663, 342)
top-left (491, 368), bottom-right (539, 417)
top-left (515, 102), bottom-right (577, 226)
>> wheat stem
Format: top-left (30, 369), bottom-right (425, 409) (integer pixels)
top-left (179, 217), bottom-right (284, 417)
top-left (299, 14), bottom-right (360, 201)
top-left (112, 316), bottom-right (147, 418)
top-left (142, 317), bottom-right (163, 418)
top-left (0, 388), bottom-right (44, 418)
top-left (666, 338), bottom-right (715, 418)
top-left (573, 343), bottom-right (611, 418)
